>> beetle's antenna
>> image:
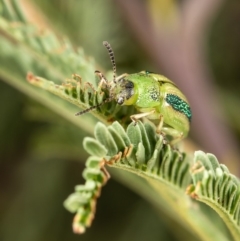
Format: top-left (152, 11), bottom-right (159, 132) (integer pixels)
top-left (75, 42), bottom-right (116, 117)
top-left (103, 41), bottom-right (117, 83)
top-left (75, 97), bottom-right (114, 116)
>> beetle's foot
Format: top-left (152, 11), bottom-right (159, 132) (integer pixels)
top-left (162, 138), bottom-right (167, 145)
top-left (131, 119), bottom-right (138, 126)
top-left (173, 147), bottom-right (184, 161)
top-left (166, 143), bottom-right (184, 161)
top-left (156, 131), bottom-right (167, 144)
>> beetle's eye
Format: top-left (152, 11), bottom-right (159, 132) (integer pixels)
top-left (125, 81), bottom-right (134, 89)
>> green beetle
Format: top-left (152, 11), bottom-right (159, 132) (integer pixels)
top-left (76, 42), bottom-right (192, 144)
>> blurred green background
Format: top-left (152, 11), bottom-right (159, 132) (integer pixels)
top-left (0, 0), bottom-right (240, 240)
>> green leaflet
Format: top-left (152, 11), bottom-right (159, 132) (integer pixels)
top-left (64, 121), bottom-right (190, 234)
top-left (64, 156), bottom-right (108, 234)
top-left (188, 151), bottom-right (240, 241)
top-left (64, 120), bottom-right (239, 241)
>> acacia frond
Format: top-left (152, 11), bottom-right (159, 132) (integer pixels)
top-left (65, 121), bottom-right (232, 241)
top-left (187, 151), bottom-right (240, 241)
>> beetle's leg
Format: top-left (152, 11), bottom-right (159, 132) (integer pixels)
top-left (156, 115), bottom-right (168, 144)
top-left (115, 73), bottom-right (128, 81)
top-left (130, 110), bottom-right (155, 125)
top-left (95, 70), bottom-right (109, 88)
top-left (170, 133), bottom-right (184, 146)
top-left (156, 114), bottom-right (164, 134)
top-left (161, 127), bottom-right (184, 145)
top-left (111, 73), bottom-right (128, 87)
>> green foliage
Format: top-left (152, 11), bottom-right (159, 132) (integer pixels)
top-left (64, 156), bottom-right (108, 234)
top-left (188, 151), bottom-right (240, 241)
top-left (64, 121), bottom-right (239, 241)
top-left (0, 0), bottom-right (99, 132)
top-left (26, 73), bottom-right (135, 127)
top-left (64, 121), bottom-right (190, 233)
top-left (0, 1), bottom-right (240, 241)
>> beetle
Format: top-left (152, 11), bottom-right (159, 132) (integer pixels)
top-left (76, 41), bottom-right (192, 144)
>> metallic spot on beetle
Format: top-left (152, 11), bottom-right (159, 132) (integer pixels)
top-left (166, 94), bottom-right (192, 122)
top-left (145, 70), bottom-right (155, 75)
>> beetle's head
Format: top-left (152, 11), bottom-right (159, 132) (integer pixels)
top-left (111, 76), bottom-right (137, 106)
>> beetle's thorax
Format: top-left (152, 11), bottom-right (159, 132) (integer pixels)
top-left (111, 77), bottom-right (138, 105)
